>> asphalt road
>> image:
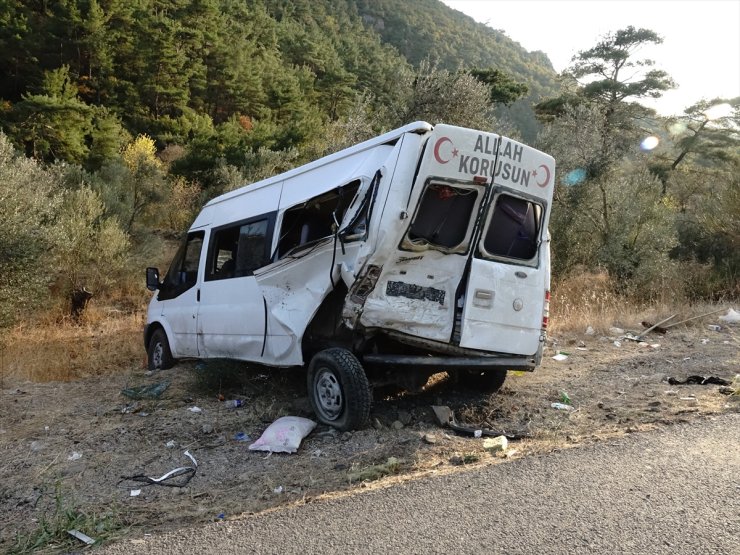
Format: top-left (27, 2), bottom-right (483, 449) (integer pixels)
top-left (104, 413), bottom-right (740, 554)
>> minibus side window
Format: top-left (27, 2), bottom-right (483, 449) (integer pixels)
top-left (159, 231), bottom-right (204, 299)
top-left (206, 218), bottom-right (272, 280)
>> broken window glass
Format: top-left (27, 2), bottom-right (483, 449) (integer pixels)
top-left (480, 194), bottom-right (542, 261)
top-left (403, 182), bottom-right (481, 253)
top-left (276, 180), bottom-right (360, 259)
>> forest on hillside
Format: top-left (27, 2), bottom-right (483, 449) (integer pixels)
top-left (0, 0), bottom-right (738, 327)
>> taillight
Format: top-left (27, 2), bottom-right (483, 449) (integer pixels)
top-left (542, 289), bottom-right (550, 330)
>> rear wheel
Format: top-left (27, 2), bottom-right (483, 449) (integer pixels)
top-left (456, 369), bottom-right (507, 393)
top-left (307, 348), bottom-right (371, 431)
top-left (148, 328), bottom-right (174, 370)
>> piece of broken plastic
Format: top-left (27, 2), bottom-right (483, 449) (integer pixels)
top-left (187, 406), bottom-right (202, 413)
top-left (248, 416), bottom-right (316, 454)
top-left (551, 402), bottom-right (573, 411)
top-left (121, 450), bottom-right (198, 488)
top-left (68, 529), bottom-right (95, 545)
top-left (552, 353), bottom-right (568, 361)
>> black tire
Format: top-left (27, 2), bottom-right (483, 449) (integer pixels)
top-left (148, 328), bottom-right (175, 370)
top-left (456, 369), bottom-right (507, 393)
top-left (307, 348), bottom-right (371, 431)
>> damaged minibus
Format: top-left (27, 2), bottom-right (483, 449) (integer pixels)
top-left (145, 121), bottom-right (555, 430)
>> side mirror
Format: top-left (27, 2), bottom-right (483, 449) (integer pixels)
top-left (146, 267), bottom-right (161, 291)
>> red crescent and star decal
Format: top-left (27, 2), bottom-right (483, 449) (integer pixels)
top-left (433, 136), bottom-right (459, 164)
top-left (533, 164), bottom-right (551, 188)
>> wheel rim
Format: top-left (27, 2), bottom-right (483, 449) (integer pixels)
top-left (152, 341), bottom-right (163, 368)
top-left (314, 368), bottom-right (343, 421)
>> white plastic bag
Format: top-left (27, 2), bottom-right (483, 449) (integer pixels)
top-left (719, 308), bottom-right (740, 324)
top-left (248, 416), bottom-right (316, 454)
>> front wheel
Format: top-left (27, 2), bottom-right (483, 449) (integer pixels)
top-left (148, 328), bottom-right (175, 370)
top-left (307, 348), bottom-right (371, 431)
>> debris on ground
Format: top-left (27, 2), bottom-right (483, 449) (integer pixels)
top-left (120, 450), bottom-right (198, 488)
top-left (67, 529), bottom-right (95, 546)
top-left (431, 405), bottom-right (528, 439)
top-left (551, 402), bottom-right (573, 411)
top-left (667, 375), bottom-right (731, 386)
top-left (121, 381), bottom-right (170, 400)
top-left (552, 353), bottom-right (569, 362)
top-left (482, 436), bottom-right (508, 453)
top-left (248, 416), bottom-right (316, 454)
top-left (187, 406), bottom-right (202, 413)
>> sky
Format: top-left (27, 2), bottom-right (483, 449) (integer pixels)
top-left (441, 0), bottom-right (740, 116)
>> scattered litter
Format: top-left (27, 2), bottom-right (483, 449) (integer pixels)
top-left (248, 416), bottom-right (316, 454)
top-left (120, 450), bottom-right (198, 488)
top-left (510, 370), bottom-right (526, 376)
top-left (585, 326), bottom-right (595, 335)
top-left (613, 341), bottom-right (621, 347)
top-left (668, 375), bottom-right (731, 386)
top-left (682, 357), bottom-right (691, 361)
top-left (216, 513), bottom-right (225, 520)
top-left (130, 489), bottom-right (141, 497)
top-left (576, 347), bottom-right (588, 351)
top-left (650, 344), bottom-right (660, 349)
top-left (552, 353), bottom-right (569, 361)
top-left (68, 529), bottom-right (95, 546)
top-left (67, 452), bottom-right (82, 461)
top-left (609, 327), bottom-right (625, 335)
top-left (273, 486), bottom-right (284, 494)
top-left (482, 436), bottom-right (508, 453)
top-left (551, 402), bottom-right (573, 411)
top-left (700, 338), bottom-right (710, 344)
top-left (718, 308), bottom-right (740, 324)
top-left (311, 449), bottom-right (323, 457)
top-left (473, 430), bottom-right (482, 438)
top-left (224, 399), bottom-right (244, 409)
top-left (664, 390), bottom-right (678, 395)
top-left (707, 325), bottom-right (722, 332)
top-left (187, 406), bottom-right (202, 413)
top-left (431, 405), bottom-right (528, 439)
top-left (165, 440), bottom-right (176, 448)
top-left (121, 381), bottom-right (170, 400)
top-left (234, 432), bottom-right (251, 442)
top-left (636, 314), bottom-right (676, 340)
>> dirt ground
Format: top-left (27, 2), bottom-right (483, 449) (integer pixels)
top-left (1, 322), bottom-right (738, 552)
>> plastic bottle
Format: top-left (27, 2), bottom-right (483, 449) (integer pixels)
top-left (224, 399), bottom-right (244, 408)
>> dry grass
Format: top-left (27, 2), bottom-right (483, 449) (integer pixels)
top-left (0, 303), bottom-right (146, 383)
top-left (549, 271), bottom-right (723, 335)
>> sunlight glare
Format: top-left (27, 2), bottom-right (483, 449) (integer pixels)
top-left (640, 136), bottom-right (660, 151)
top-left (704, 103), bottom-right (732, 120)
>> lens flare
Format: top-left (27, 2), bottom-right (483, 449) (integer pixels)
top-left (640, 136), bottom-right (660, 151)
top-left (563, 168), bottom-right (586, 185)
